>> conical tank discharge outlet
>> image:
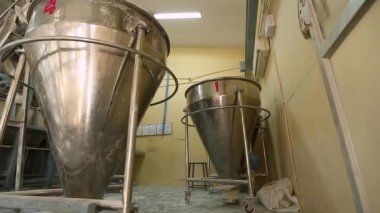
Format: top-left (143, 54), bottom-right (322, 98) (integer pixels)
top-left (185, 77), bottom-right (261, 179)
top-left (23, 0), bottom-right (170, 199)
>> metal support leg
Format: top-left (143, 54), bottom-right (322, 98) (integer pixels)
top-left (261, 126), bottom-right (269, 183)
top-left (44, 151), bottom-right (56, 187)
top-left (4, 139), bottom-right (19, 190)
top-left (122, 26), bottom-right (146, 213)
top-left (184, 113), bottom-right (191, 203)
top-left (15, 65), bottom-right (30, 191)
top-left (207, 155), bottom-right (211, 175)
top-left (237, 90), bottom-right (254, 198)
top-left (0, 54), bottom-right (26, 145)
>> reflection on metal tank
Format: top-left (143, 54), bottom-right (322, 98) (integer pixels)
top-left (23, 0), bottom-right (170, 198)
top-left (185, 77), bottom-right (261, 179)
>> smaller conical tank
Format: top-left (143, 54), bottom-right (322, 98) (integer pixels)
top-left (185, 77), bottom-right (261, 179)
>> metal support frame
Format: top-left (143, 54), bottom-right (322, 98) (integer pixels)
top-left (15, 64), bottom-right (30, 191)
top-left (0, 33), bottom-right (179, 212)
top-left (236, 90), bottom-right (255, 197)
top-left (259, 126), bottom-right (269, 183)
top-left (236, 90), bottom-right (254, 197)
top-left (0, 54), bottom-right (26, 145)
top-left (181, 101), bottom-right (270, 203)
top-left (0, 8), bottom-right (18, 48)
top-left (298, 0), bottom-right (375, 212)
top-left (122, 25), bottom-right (146, 213)
top-left (184, 112), bottom-right (191, 203)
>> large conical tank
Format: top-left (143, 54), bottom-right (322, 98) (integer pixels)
top-left (185, 77), bottom-right (261, 179)
top-left (23, 0), bottom-right (170, 198)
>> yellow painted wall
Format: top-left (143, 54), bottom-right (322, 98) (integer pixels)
top-left (257, 0), bottom-right (361, 212)
top-left (134, 47), bottom-right (244, 186)
top-left (330, 1), bottom-right (380, 211)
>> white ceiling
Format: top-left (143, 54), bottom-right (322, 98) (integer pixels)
top-left (128, 0), bottom-right (246, 48)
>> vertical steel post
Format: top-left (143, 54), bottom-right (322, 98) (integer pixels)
top-left (237, 90), bottom-right (254, 197)
top-left (207, 155), bottom-right (211, 175)
top-left (15, 65), bottom-right (30, 191)
top-left (184, 112), bottom-right (191, 202)
top-left (122, 26), bottom-right (146, 213)
top-left (261, 126), bottom-right (269, 183)
top-left (185, 116), bottom-right (190, 186)
top-left (0, 54), bottom-right (26, 145)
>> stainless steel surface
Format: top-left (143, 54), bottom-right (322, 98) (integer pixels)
top-left (23, 0), bottom-right (170, 199)
top-left (15, 64), bottom-right (30, 191)
top-left (0, 54), bottom-right (26, 145)
top-left (123, 26), bottom-right (145, 213)
top-left (185, 77), bottom-right (261, 180)
top-left (237, 90), bottom-right (254, 197)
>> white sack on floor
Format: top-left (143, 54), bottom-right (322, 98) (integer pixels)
top-left (257, 178), bottom-right (300, 212)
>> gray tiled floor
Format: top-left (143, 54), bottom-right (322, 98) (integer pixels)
top-left (0, 186), bottom-right (275, 213)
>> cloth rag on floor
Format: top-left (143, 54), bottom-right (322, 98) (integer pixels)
top-left (257, 178), bottom-right (300, 212)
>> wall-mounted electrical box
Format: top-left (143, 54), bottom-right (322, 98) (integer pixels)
top-left (254, 48), bottom-right (270, 79)
top-left (264, 14), bottom-right (276, 37)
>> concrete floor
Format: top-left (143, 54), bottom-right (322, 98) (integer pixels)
top-left (0, 186), bottom-right (275, 213)
top-left (103, 186), bottom-right (274, 213)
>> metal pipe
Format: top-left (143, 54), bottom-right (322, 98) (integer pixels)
top-left (161, 73), bottom-right (170, 134)
top-left (0, 0), bottom-right (22, 20)
top-left (15, 65), bottom-right (30, 191)
top-left (184, 113), bottom-right (190, 192)
top-left (237, 90), bottom-right (254, 197)
top-left (122, 26), bottom-right (146, 213)
top-left (0, 54), bottom-right (26, 145)
top-left (0, 4), bottom-right (17, 48)
top-left (1, 185), bottom-right (124, 196)
top-left (207, 155), bottom-right (211, 175)
top-left (103, 34), bottom-right (136, 131)
top-left (181, 105), bottom-right (271, 127)
top-left (260, 126), bottom-right (269, 183)
top-left (187, 178), bottom-right (249, 185)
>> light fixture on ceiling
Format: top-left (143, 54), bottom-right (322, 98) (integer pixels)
top-left (153, 12), bottom-right (202, 20)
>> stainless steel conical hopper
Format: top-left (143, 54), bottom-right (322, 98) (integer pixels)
top-left (22, 0), bottom-right (171, 199)
top-left (185, 77), bottom-right (261, 180)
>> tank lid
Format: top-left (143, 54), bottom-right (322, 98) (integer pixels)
top-left (27, 0), bottom-right (171, 55)
top-left (185, 76), bottom-right (262, 97)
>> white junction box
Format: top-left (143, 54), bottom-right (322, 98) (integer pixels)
top-left (264, 14), bottom-right (276, 38)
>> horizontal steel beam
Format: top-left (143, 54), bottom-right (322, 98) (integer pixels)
top-left (1, 184), bottom-right (124, 196)
top-left (187, 178), bottom-right (249, 185)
